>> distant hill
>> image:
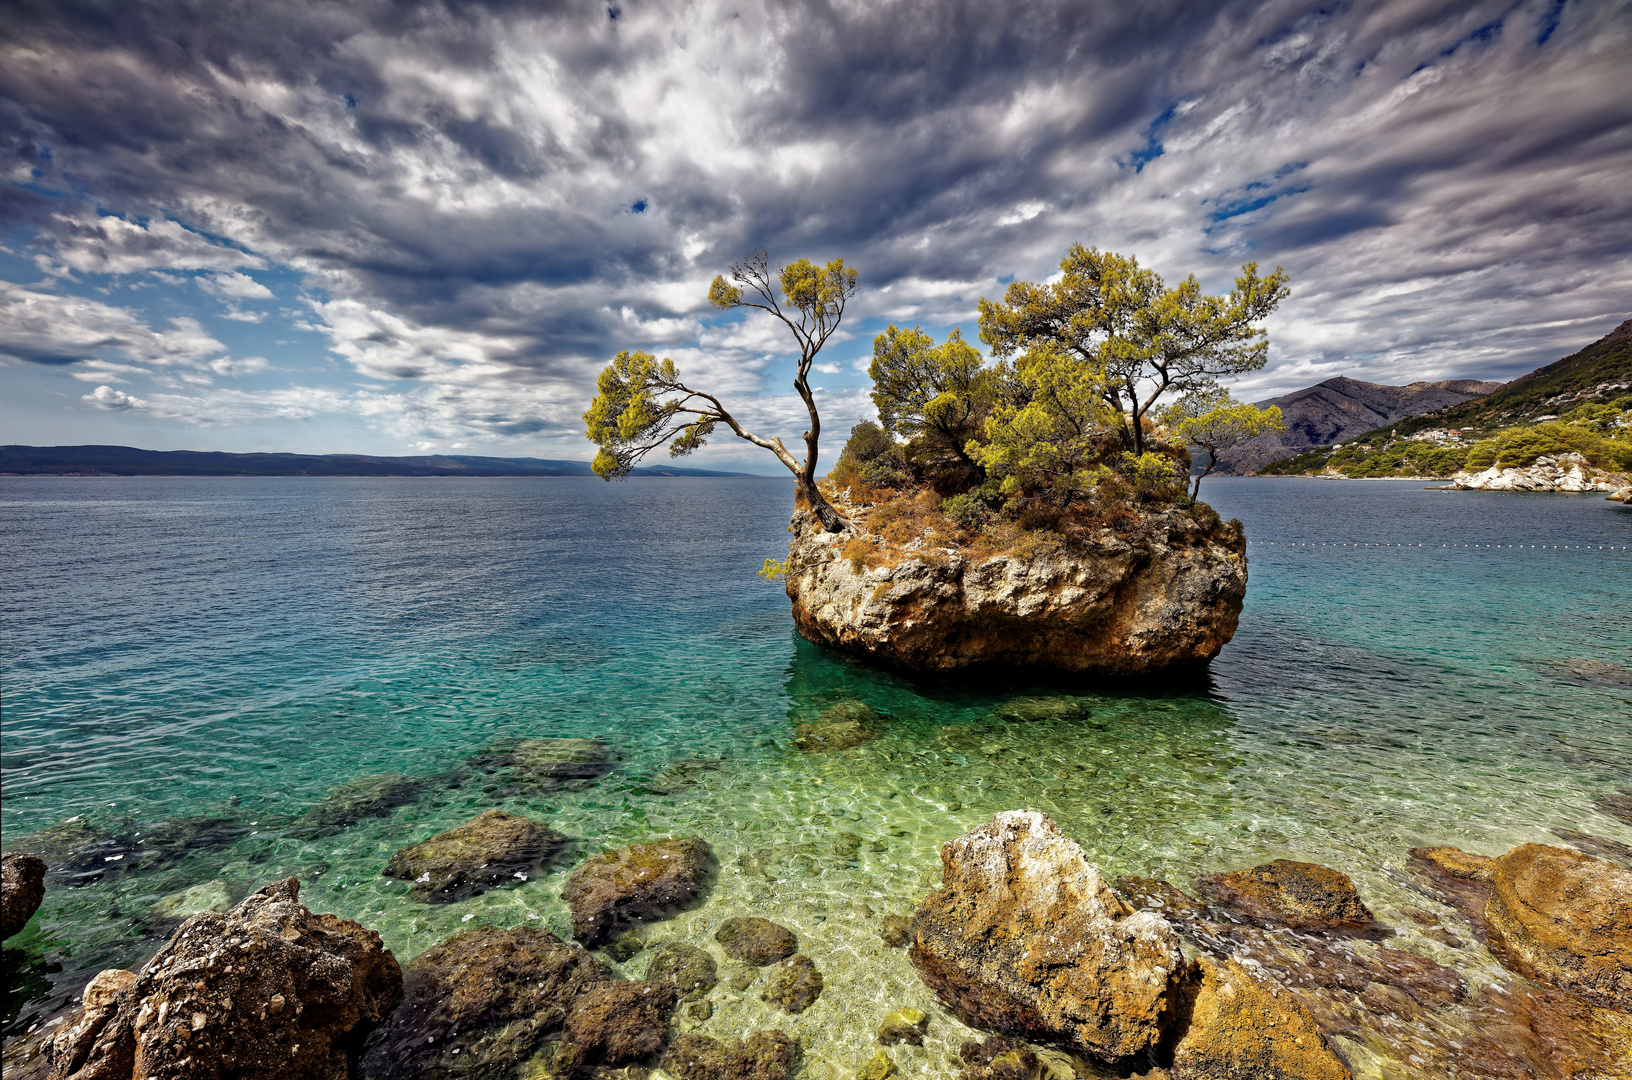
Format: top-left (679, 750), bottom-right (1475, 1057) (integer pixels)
top-left (1217, 376), bottom-right (1505, 474)
top-left (1257, 318), bottom-right (1632, 478)
top-left (0, 445), bottom-right (760, 478)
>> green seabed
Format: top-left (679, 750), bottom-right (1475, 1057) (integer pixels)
top-left (3, 476), bottom-right (1631, 1077)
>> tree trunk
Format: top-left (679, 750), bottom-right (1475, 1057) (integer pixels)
top-left (802, 480), bottom-right (849, 533)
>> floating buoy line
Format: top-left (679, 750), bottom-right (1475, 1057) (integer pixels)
top-left (1245, 541), bottom-right (1627, 549)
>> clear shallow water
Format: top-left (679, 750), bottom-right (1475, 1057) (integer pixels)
top-left (3, 476), bottom-right (1630, 1077)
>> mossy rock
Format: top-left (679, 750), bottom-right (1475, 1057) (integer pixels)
top-left (562, 837), bottom-right (713, 947)
top-left (465, 737), bottom-right (618, 797)
top-left (792, 720), bottom-right (872, 752)
top-left (383, 809), bottom-right (567, 902)
top-left (714, 917), bottom-right (797, 965)
top-left (663, 1031), bottom-right (795, 1080)
top-left (760, 954), bottom-right (822, 1014)
top-left (876, 1007), bottom-right (928, 1045)
top-left (288, 772), bottom-right (420, 840)
top-left (645, 942), bottom-right (718, 1000)
top-left (857, 1048), bottom-right (897, 1080)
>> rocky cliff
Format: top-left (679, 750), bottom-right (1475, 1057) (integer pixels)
top-left (1450, 452), bottom-right (1629, 493)
top-left (783, 502), bottom-right (1247, 676)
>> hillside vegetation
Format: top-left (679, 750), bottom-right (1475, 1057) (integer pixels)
top-left (1258, 320), bottom-right (1632, 478)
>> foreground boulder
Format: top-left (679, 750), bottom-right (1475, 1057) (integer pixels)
top-left (909, 810), bottom-right (1185, 1060)
top-left (783, 503), bottom-right (1245, 675)
top-left (1167, 957), bottom-right (1351, 1080)
top-left (1483, 843), bottom-right (1632, 1010)
top-left (1197, 859), bottom-right (1375, 932)
top-left (382, 809), bottom-right (566, 902)
top-left (562, 837), bottom-right (712, 946)
top-left (51, 877), bottom-right (401, 1080)
top-left (2, 852), bottom-right (47, 938)
top-left (359, 925), bottom-right (609, 1078)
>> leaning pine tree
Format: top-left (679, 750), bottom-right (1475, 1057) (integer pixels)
top-left (583, 251), bottom-right (857, 533)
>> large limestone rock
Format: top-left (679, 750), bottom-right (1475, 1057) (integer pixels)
top-left (1483, 843), bottom-right (1632, 1010)
top-left (383, 809), bottom-right (566, 903)
top-left (50, 877), bottom-right (401, 1080)
top-left (1167, 957), bottom-right (1351, 1080)
top-left (561, 837), bottom-right (712, 946)
top-left (1451, 453), bottom-right (1629, 493)
top-left (2, 852), bottom-right (47, 938)
top-left (784, 505), bottom-right (1246, 675)
top-left (908, 810), bottom-right (1186, 1061)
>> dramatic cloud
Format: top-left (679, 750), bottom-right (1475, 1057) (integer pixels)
top-left (2, 0), bottom-right (1628, 459)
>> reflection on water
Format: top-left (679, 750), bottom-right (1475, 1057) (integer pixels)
top-left (3, 476), bottom-right (1630, 1077)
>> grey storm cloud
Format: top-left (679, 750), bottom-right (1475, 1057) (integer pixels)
top-left (2, 0), bottom-right (1629, 448)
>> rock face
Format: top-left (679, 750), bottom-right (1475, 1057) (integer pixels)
top-left (382, 809), bottom-right (566, 902)
top-left (51, 877), bottom-right (401, 1080)
top-left (358, 925), bottom-right (609, 1079)
top-left (1451, 453), bottom-right (1629, 492)
top-left (561, 837), bottom-right (712, 946)
top-left (1196, 860), bottom-right (1375, 931)
top-left (1482, 843), bottom-right (1632, 1010)
top-left (909, 811), bottom-right (1186, 1061)
top-left (2, 852), bottom-right (47, 939)
top-left (785, 506), bottom-right (1246, 676)
top-left (1167, 957), bottom-right (1351, 1080)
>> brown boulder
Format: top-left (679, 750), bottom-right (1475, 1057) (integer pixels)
top-left (557, 979), bottom-right (677, 1072)
top-left (714, 917), bottom-right (798, 965)
top-left (908, 810), bottom-right (1185, 1061)
top-left (1407, 845), bottom-right (1494, 882)
top-left (382, 809), bottom-right (566, 902)
top-left (1168, 957), bottom-right (1351, 1080)
top-left (1483, 842), bottom-right (1632, 1010)
top-left (956, 1036), bottom-right (1040, 1080)
top-left (2, 852), bottom-right (47, 939)
top-left (50, 877), bottom-right (401, 1080)
top-left (663, 1030), bottom-right (796, 1080)
top-left (1197, 860), bottom-right (1374, 931)
top-left (561, 837), bottom-right (712, 947)
top-left (644, 941), bottom-right (718, 1000)
top-left (358, 925), bottom-right (610, 1079)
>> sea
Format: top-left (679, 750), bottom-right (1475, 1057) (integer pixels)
top-left (3, 475), bottom-right (1630, 1076)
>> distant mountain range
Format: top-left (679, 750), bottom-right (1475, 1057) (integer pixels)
top-left (1217, 377), bottom-right (1506, 474)
top-left (0, 445), bottom-right (761, 478)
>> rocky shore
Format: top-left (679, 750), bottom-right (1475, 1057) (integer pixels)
top-left (8, 801), bottom-right (1629, 1080)
top-left (783, 501), bottom-right (1247, 677)
top-left (1450, 452), bottom-right (1630, 493)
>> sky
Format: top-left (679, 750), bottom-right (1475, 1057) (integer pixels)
top-left (2, 0), bottom-right (1629, 473)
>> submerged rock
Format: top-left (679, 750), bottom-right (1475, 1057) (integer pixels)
top-left (1598, 789), bottom-right (1632, 827)
top-left (857, 1048), bottom-right (898, 1080)
top-left (663, 1030), bottom-right (796, 1080)
top-left (909, 810), bottom-right (1185, 1061)
top-left (957, 1036), bottom-right (1040, 1080)
top-left (879, 915), bottom-right (913, 948)
top-left (382, 809), bottom-right (566, 902)
top-left (760, 954), bottom-right (823, 1013)
top-left (561, 837), bottom-right (712, 947)
top-left (792, 720), bottom-right (872, 752)
top-left (358, 925), bottom-right (609, 1079)
top-left (783, 503), bottom-right (1246, 676)
top-left (714, 917), bottom-right (798, 966)
top-left (644, 941), bottom-right (718, 1000)
top-left (2, 853), bottom-right (46, 939)
top-left (463, 737), bottom-right (617, 796)
top-left (143, 879), bottom-right (235, 935)
top-left (1483, 842), bottom-right (1632, 1010)
top-left (876, 1007), bottom-right (929, 1045)
top-left (989, 697), bottom-right (1093, 724)
top-left (51, 877), bottom-right (401, 1080)
top-left (1407, 846), bottom-right (1494, 882)
top-left (1196, 859), bottom-right (1375, 931)
top-left (1166, 957), bottom-right (1351, 1080)
top-left (556, 979), bottom-right (677, 1073)
top-left (288, 773), bottom-right (420, 840)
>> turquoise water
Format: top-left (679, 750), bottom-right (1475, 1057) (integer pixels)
top-left (3, 476), bottom-right (1630, 1076)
